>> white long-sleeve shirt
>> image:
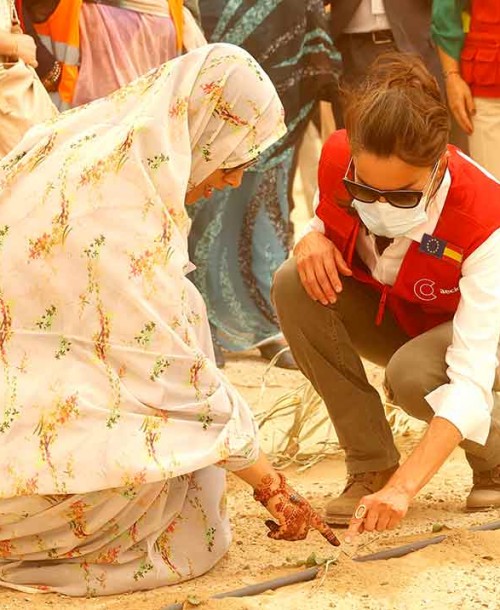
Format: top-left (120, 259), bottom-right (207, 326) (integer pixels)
top-left (302, 153), bottom-right (500, 445)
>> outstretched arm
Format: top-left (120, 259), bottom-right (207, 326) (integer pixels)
top-left (346, 417), bottom-right (461, 541)
top-left (347, 228), bottom-right (500, 541)
top-left (235, 451), bottom-right (340, 546)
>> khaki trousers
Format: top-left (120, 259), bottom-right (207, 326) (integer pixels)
top-left (272, 258), bottom-right (500, 474)
top-left (469, 97), bottom-right (500, 181)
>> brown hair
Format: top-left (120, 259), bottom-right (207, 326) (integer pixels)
top-left (343, 53), bottom-right (450, 167)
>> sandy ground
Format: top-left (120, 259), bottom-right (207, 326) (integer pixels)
top-left (1, 354), bottom-right (499, 610)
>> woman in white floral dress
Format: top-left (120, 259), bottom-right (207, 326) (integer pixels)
top-left (0, 43), bottom-right (338, 596)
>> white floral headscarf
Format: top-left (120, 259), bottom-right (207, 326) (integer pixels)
top-left (0, 45), bottom-right (285, 497)
top-left (2, 42), bottom-right (285, 270)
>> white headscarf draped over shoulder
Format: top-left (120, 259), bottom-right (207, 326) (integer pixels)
top-left (0, 45), bottom-right (285, 497)
top-left (1, 43), bottom-right (286, 273)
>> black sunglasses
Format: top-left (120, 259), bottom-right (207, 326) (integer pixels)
top-left (342, 158), bottom-right (439, 209)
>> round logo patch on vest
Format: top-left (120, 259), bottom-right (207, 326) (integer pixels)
top-left (414, 279), bottom-right (437, 301)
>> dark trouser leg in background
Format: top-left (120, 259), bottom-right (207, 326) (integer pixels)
top-left (335, 34), bottom-right (397, 85)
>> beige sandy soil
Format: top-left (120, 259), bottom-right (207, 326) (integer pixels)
top-left (1, 353), bottom-right (499, 610)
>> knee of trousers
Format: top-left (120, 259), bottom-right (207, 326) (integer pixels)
top-left (384, 343), bottom-right (435, 422)
top-left (271, 257), bottom-right (316, 321)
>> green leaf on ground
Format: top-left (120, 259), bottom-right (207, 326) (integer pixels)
top-left (186, 594), bottom-right (202, 606)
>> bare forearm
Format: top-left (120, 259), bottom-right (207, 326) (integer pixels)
top-left (437, 42), bottom-right (474, 133)
top-left (234, 451), bottom-right (340, 546)
top-left (437, 46), bottom-right (461, 73)
top-left (233, 451), bottom-right (279, 489)
top-left (388, 416), bottom-right (462, 497)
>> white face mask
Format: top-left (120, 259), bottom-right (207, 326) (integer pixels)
top-left (352, 196), bottom-right (429, 238)
top-left (350, 160), bottom-right (441, 238)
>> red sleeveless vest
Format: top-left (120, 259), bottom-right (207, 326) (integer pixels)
top-left (461, 0), bottom-right (500, 98)
top-left (316, 130), bottom-right (500, 338)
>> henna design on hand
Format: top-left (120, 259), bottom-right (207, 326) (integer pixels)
top-left (254, 472), bottom-right (340, 546)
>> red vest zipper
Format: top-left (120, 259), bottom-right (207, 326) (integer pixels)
top-left (375, 286), bottom-right (389, 326)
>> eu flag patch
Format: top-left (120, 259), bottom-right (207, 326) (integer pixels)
top-left (419, 234), bottom-right (463, 266)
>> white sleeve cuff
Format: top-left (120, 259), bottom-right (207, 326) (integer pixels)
top-left (297, 216), bottom-right (325, 243)
top-left (425, 383), bottom-right (492, 445)
top-left (296, 189), bottom-right (326, 243)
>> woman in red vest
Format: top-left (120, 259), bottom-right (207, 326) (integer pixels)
top-left (273, 52), bottom-right (500, 539)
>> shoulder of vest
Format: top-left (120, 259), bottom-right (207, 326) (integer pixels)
top-left (447, 148), bottom-right (500, 216)
top-left (321, 129), bottom-right (350, 162)
top-left (437, 147), bottom-right (500, 253)
top-left (319, 129), bottom-right (351, 204)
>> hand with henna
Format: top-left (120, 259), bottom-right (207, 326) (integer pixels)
top-left (254, 472), bottom-right (340, 546)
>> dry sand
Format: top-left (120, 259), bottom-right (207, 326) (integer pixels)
top-left (1, 353), bottom-right (499, 610)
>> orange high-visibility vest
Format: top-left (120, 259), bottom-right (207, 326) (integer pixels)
top-left (34, 0), bottom-right (82, 109)
top-left (168, 0), bottom-right (184, 52)
top-left (35, 0), bottom-right (183, 109)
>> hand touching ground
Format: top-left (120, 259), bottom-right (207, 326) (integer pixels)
top-left (254, 472), bottom-right (340, 546)
top-left (345, 485), bottom-right (411, 544)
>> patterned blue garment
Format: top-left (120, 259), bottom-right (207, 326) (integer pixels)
top-left (188, 0), bottom-right (340, 351)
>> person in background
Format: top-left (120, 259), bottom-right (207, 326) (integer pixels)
top-left (0, 44), bottom-right (339, 596)
top-left (0, 0), bottom-right (37, 66)
top-left (21, 1), bottom-right (61, 91)
top-left (325, 0), bottom-right (442, 84)
top-left (0, 1), bottom-right (60, 157)
top-left (188, 0), bottom-right (340, 369)
top-left (432, 0), bottom-right (500, 180)
top-left (273, 53), bottom-right (500, 533)
top-left (31, 0), bottom-right (204, 109)
top-left (184, 0), bottom-right (199, 24)
top-left (0, 1), bottom-right (77, 98)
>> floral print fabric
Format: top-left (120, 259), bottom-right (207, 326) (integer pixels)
top-left (0, 43), bottom-right (285, 595)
